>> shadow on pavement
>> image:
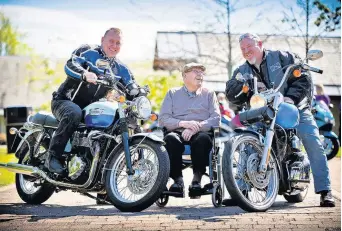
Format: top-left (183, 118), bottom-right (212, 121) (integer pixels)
top-left (0, 200), bottom-right (318, 223)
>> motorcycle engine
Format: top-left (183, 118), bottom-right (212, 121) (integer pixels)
top-left (68, 155), bottom-right (86, 180)
top-left (288, 152), bottom-right (311, 190)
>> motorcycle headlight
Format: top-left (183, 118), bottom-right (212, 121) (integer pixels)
top-left (132, 96), bottom-right (152, 119)
top-left (250, 95), bottom-right (266, 109)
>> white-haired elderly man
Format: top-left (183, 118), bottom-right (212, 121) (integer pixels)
top-left (159, 63), bottom-right (221, 194)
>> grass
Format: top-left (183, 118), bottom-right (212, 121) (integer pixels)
top-left (0, 146), bottom-right (18, 186)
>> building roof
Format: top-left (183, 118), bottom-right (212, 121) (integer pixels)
top-left (153, 32), bottom-right (341, 95)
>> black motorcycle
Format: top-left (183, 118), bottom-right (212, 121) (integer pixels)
top-left (0, 60), bottom-right (170, 212)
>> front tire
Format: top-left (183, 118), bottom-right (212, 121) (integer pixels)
top-left (222, 134), bottom-right (279, 212)
top-left (15, 142), bottom-right (55, 204)
top-left (105, 138), bottom-right (170, 212)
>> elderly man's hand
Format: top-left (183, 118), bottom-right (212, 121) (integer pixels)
top-left (182, 128), bottom-right (196, 141)
top-left (179, 121), bottom-right (201, 133)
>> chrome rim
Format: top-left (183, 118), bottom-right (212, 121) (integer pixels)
top-left (231, 136), bottom-right (278, 208)
top-left (19, 152), bottom-right (41, 195)
top-left (109, 144), bottom-right (159, 203)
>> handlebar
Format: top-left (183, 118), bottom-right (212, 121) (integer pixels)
top-left (302, 64), bottom-right (323, 74)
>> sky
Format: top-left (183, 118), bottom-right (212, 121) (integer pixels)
top-left (0, 0), bottom-right (340, 61)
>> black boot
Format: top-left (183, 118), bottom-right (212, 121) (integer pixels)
top-left (169, 176), bottom-right (184, 193)
top-left (190, 171), bottom-right (203, 190)
top-left (44, 152), bottom-right (65, 174)
top-left (320, 190), bottom-right (335, 207)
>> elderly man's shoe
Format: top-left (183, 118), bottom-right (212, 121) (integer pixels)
top-left (169, 177), bottom-right (184, 193)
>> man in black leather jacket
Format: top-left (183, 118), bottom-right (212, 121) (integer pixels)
top-left (225, 33), bottom-right (335, 207)
top-left (45, 28), bottom-right (142, 175)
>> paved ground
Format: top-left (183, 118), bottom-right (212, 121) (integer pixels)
top-left (0, 158), bottom-right (340, 231)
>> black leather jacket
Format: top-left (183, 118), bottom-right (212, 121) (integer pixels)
top-left (226, 50), bottom-right (313, 109)
top-left (53, 44), bottom-right (137, 109)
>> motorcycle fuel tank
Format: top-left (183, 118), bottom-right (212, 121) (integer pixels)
top-left (83, 101), bottom-right (118, 128)
top-left (275, 102), bottom-right (300, 129)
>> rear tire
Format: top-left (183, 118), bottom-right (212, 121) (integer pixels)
top-left (15, 142), bottom-right (55, 204)
top-left (105, 138), bottom-right (170, 212)
top-left (324, 137), bottom-right (340, 160)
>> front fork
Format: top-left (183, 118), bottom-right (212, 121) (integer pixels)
top-left (258, 95), bottom-right (281, 173)
top-left (118, 103), bottom-right (134, 175)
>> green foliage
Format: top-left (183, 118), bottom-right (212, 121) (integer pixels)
top-left (25, 55), bottom-right (66, 112)
top-left (139, 73), bottom-right (183, 112)
top-left (313, 0), bottom-right (341, 32)
top-left (0, 11), bottom-right (31, 56)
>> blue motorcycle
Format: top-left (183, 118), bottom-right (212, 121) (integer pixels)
top-left (312, 99), bottom-right (340, 160)
top-left (0, 60), bottom-right (170, 212)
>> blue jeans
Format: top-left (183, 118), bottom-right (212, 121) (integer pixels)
top-left (297, 108), bottom-right (331, 193)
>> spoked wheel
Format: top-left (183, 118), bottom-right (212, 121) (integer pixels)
top-left (105, 138), bottom-right (170, 212)
top-left (15, 141), bottom-right (55, 204)
top-left (212, 183), bottom-right (223, 207)
top-left (222, 134), bottom-right (279, 212)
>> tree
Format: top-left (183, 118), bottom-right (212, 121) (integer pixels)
top-left (313, 0), bottom-right (341, 32)
top-left (0, 12), bottom-right (32, 108)
top-left (138, 73), bottom-right (182, 112)
top-left (0, 12), bottom-right (31, 56)
top-left (192, 0), bottom-right (266, 79)
top-left (278, 0), bottom-right (341, 58)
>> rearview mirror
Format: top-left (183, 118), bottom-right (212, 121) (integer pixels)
top-left (307, 50), bottom-right (323, 61)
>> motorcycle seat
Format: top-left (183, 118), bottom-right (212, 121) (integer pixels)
top-left (29, 112), bottom-right (59, 128)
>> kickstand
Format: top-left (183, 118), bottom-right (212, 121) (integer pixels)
top-left (79, 192), bottom-right (111, 205)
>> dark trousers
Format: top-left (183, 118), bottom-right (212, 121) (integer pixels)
top-left (164, 132), bottom-right (212, 180)
top-left (48, 100), bottom-right (82, 158)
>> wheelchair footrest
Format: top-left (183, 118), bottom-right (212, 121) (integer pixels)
top-left (163, 190), bottom-right (185, 198)
top-left (189, 183), bottom-right (214, 198)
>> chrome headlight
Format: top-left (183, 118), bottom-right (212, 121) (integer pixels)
top-left (250, 94), bottom-right (267, 109)
top-left (132, 96), bottom-right (152, 119)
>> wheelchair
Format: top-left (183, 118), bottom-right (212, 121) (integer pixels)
top-left (155, 126), bottom-right (227, 208)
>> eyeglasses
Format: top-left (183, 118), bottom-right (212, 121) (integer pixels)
top-left (239, 33), bottom-right (260, 42)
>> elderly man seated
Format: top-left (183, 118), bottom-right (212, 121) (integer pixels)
top-left (159, 62), bottom-right (221, 194)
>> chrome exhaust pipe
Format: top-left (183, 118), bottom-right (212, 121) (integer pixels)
top-left (0, 162), bottom-right (40, 176)
top-left (0, 142), bottom-right (101, 189)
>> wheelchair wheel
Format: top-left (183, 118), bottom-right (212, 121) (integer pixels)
top-left (212, 183), bottom-right (223, 207)
top-left (155, 194), bottom-right (169, 208)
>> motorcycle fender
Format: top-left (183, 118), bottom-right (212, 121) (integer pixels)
top-left (15, 128), bottom-right (43, 157)
top-left (130, 132), bottom-right (165, 145)
top-left (322, 131), bottom-right (338, 139)
top-left (234, 128), bottom-right (265, 145)
top-left (101, 134), bottom-right (165, 184)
